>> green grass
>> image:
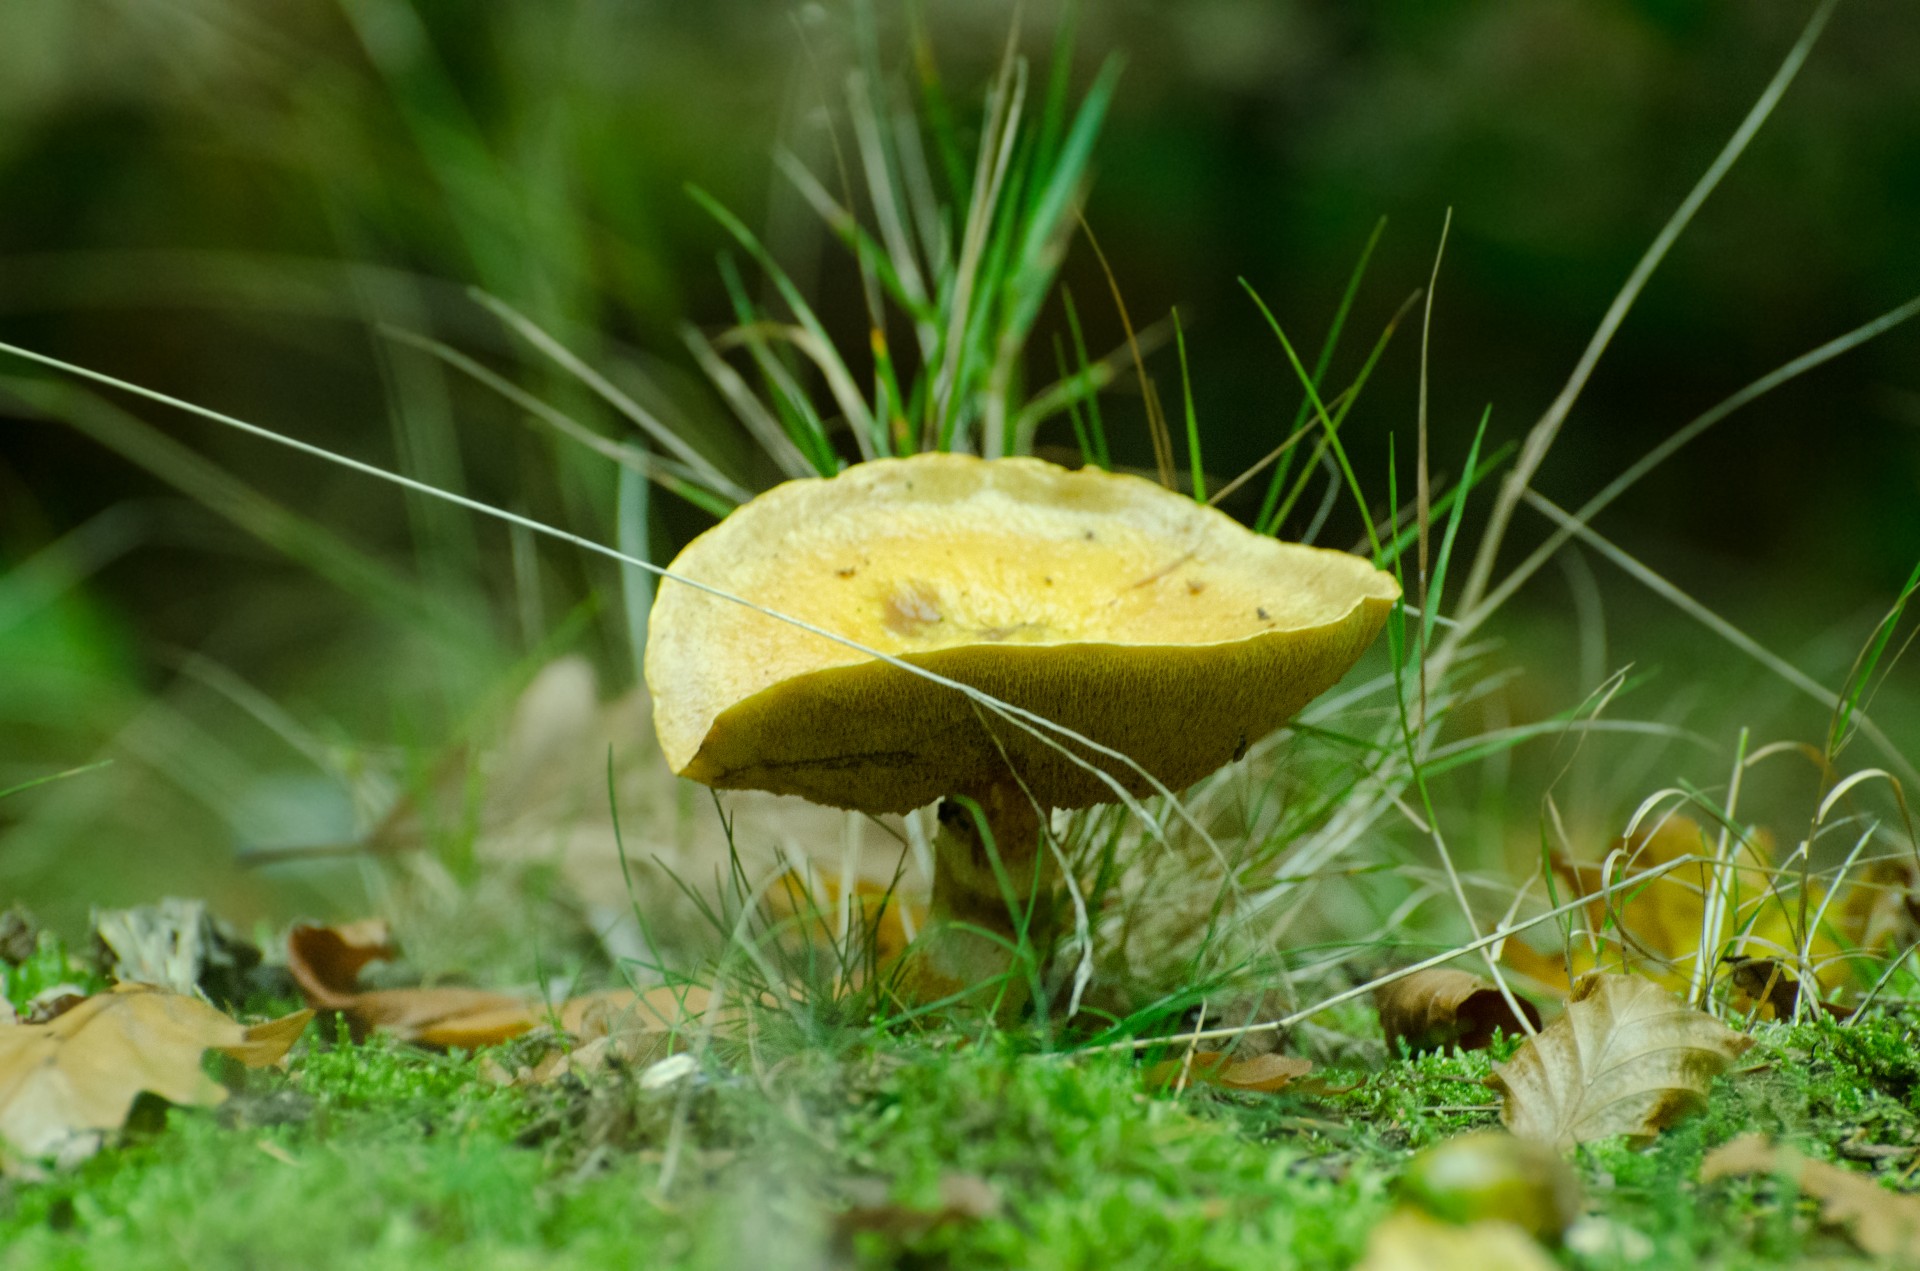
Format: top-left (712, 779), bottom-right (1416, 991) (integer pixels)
top-left (5, 1000), bottom-right (1917, 1270)
top-left (5, 3), bottom-right (1920, 1269)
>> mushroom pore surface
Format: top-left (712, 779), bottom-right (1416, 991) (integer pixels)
top-left (646, 453), bottom-right (1400, 813)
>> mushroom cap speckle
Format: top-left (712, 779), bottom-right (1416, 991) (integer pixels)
top-left (645, 453), bottom-right (1400, 814)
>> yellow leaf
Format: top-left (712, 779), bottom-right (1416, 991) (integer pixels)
top-left (0, 984), bottom-right (309, 1173)
top-left (1490, 973), bottom-right (1752, 1149)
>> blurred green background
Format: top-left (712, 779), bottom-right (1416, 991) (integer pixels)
top-left (2, 0), bottom-right (1916, 930)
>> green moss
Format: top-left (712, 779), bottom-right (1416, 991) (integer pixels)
top-left (2, 1011), bottom-right (1914, 1268)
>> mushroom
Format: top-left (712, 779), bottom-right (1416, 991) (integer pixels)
top-left (645, 452), bottom-right (1400, 1007)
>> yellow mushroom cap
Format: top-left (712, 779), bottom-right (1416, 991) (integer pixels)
top-left (645, 452), bottom-right (1400, 814)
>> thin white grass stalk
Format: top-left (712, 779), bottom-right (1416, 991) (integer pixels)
top-left (1462, 291), bottom-right (1920, 638)
top-left (1691, 729), bottom-right (1751, 1008)
top-left (902, 806), bottom-right (935, 900)
top-left (1525, 491), bottom-right (1920, 788)
top-left (1087, 853), bottom-right (1714, 1054)
top-left (680, 323), bottom-right (817, 480)
top-left (1172, 1003), bottom-right (1209, 1095)
top-left (1800, 822), bottom-right (1881, 1012)
top-left (1744, 738), bottom-right (1825, 770)
top-left (1047, 831), bottom-right (1096, 1020)
top-left (383, 326), bottom-right (747, 501)
top-left (1448, 0), bottom-right (1837, 630)
top-left (469, 290), bottom-right (741, 495)
top-left (0, 339), bottom-right (1243, 879)
top-left (836, 813), bottom-right (862, 946)
top-left (1819, 768), bottom-right (1907, 826)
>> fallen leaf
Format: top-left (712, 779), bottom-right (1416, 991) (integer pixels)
top-left (1376, 969), bottom-right (1542, 1054)
top-left (1489, 973), bottom-right (1753, 1149)
top-left (1354, 1210), bottom-right (1558, 1271)
top-left (1702, 1133), bottom-right (1920, 1260)
top-left (1144, 1050), bottom-right (1313, 1093)
top-left (287, 922), bottom-right (709, 1048)
top-left (0, 984), bottom-right (310, 1173)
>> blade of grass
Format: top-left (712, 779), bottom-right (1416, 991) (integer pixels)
top-left (1173, 308), bottom-right (1204, 502)
top-left (1522, 489), bottom-right (1920, 789)
top-left (1449, 0), bottom-right (1839, 630)
top-left (1254, 217), bottom-right (1387, 533)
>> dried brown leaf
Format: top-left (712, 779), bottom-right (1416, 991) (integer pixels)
top-left (1144, 1050), bottom-right (1313, 1093)
top-left (1490, 973), bottom-right (1752, 1149)
top-left (0, 984), bottom-right (309, 1173)
top-left (1376, 969), bottom-right (1542, 1054)
top-left (1354, 1211), bottom-right (1559, 1271)
top-left (286, 922), bottom-right (710, 1048)
top-left (1702, 1133), bottom-right (1920, 1260)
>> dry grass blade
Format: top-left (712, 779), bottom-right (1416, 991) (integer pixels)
top-left (1701, 1133), bottom-right (1920, 1261)
top-left (0, 985), bottom-right (310, 1173)
top-left (1490, 973), bottom-right (1752, 1149)
top-left (1375, 967), bottom-right (1541, 1055)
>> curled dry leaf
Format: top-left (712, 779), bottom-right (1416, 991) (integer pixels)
top-left (1354, 1211), bottom-right (1558, 1271)
top-left (287, 921), bottom-right (709, 1048)
top-left (0, 984), bottom-right (310, 1173)
top-left (1490, 973), bottom-right (1752, 1149)
top-left (1702, 1133), bottom-right (1920, 1261)
top-left (1376, 968), bottom-right (1542, 1055)
top-left (1144, 1051), bottom-right (1313, 1093)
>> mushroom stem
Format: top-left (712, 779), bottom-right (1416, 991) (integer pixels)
top-left (895, 783), bottom-right (1058, 1012)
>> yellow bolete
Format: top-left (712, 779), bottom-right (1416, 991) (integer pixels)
top-left (645, 452), bottom-right (1399, 1004)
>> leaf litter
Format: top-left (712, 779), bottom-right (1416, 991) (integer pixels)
top-left (1375, 967), bottom-right (1541, 1055)
top-left (1490, 972), bottom-right (1753, 1149)
top-left (0, 983), bottom-right (310, 1174)
top-left (1701, 1133), bottom-right (1920, 1261)
top-left (285, 919), bottom-right (711, 1052)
